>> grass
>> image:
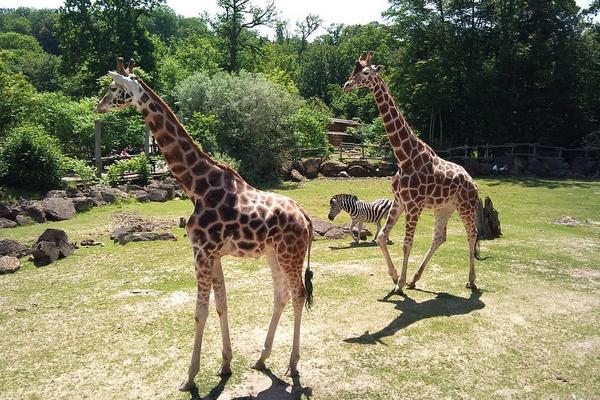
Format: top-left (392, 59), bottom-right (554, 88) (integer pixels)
top-left (0, 177), bottom-right (599, 400)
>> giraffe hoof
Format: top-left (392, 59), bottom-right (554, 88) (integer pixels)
top-left (393, 284), bottom-right (405, 295)
top-left (218, 365), bottom-right (232, 376)
top-left (252, 360), bottom-right (266, 371)
top-left (179, 380), bottom-right (197, 392)
top-left (285, 367), bottom-right (299, 377)
top-left (406, 282), bottom-right (416, 289)
top-left (466, 282), bottom-right (477, 290)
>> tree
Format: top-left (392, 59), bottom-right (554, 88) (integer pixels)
top-left (296, 14), bottom-right (322, 52)
top-left (211, 0), bottom-right (277, 72)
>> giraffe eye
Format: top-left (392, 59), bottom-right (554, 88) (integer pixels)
top-left (362, 70), bottom-right (369, 75)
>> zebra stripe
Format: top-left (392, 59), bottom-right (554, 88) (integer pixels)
top-left (328, 194), bottom-right (393, 224)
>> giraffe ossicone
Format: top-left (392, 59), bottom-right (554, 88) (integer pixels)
top-left (96, 57), bottom-right (314, 392)
top-left (344, 51), bottom-right (482, 294)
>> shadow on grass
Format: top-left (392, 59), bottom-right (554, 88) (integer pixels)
top-left (189, 368), bottom-right (312, 400)
top-left (484, 176), bottom-right (593, 189)
top-left (344, 288), bottom-right (485, 345)
top-left (329, 241), bottom-right (392, 250)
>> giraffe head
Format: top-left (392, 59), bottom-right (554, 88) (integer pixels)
top-left (95, 57), bottom-right (143, 114)
top-left (343, 51), bottom-right (384, 93)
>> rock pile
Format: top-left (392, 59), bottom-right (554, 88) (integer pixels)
top-left (311, 218), bottom-right (372, 241)
top-left (110, 212), bottom-right (177, 245)
top-left (283, 158), bottom-right (396, 181)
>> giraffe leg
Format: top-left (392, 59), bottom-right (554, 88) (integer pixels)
top-left (395, 208), bottom-right (422, 294)
top-left (377, 199), bottom-right (404, 283)
top-left (253, 249), bottom-right (290, 371)
top-left (179, 257), bottom-right (212, 392)
top-left (459, 208), bottom-right (478, 289)
top-left (212, 256), bottom-right (232, 376)
top-left (287, 267), bottom-right (306, 377)
top-left (407, 207), bottom-right (453, 289)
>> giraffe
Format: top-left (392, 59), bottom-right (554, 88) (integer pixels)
top-left (343, 51), bottom-right (481, 294)
top-left (96, 58), bottom-right (314, 392)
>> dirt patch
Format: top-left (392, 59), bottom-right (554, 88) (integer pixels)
top-left (568, 268), bottom-right (600, 280)
top-left (112, 289), bottom-right (161, 299)
top-left (112, 212), bottom-right (176, 230)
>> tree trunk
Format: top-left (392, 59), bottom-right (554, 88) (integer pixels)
top-left (475, 196), bottom-right (502, 240)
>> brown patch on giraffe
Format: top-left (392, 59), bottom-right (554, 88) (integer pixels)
top-left (140, 93), bottom-right (150, 103)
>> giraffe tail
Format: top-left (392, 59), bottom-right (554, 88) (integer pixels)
top-left (474, 239), bottom-right (488, 261)
top-left (303, 216), bottom-right (314, 311)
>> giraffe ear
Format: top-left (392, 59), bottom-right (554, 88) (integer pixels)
top-left (127, 59), bottom-right (136, 73)
top-left (373, 64), bottom-right (384, 73)
top-left (108, 71), bottom-right (128, 86)
top-left (366, 51), bottom-right (374, 65)
top-left (359, 51), bottom-right (368, 61)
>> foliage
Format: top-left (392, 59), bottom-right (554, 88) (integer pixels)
top-left (347, 116), bottom-right (386, 145)
top-left (105, 153), bottom-right (150, 186)
top-left (0, 59), bottom-right (37, 135)
top-left (186, 112), bottom-right (219, 154)
top-left (212, 151), bottom-right (241, 172)
top-left (0, 124), bottom-right (64, 189)
top-left (290, 98), bottom-right (331, 154)
top-left (61, 156), bottom-right (97, 181)
top-left (176, 70), bottom-right (302, 184)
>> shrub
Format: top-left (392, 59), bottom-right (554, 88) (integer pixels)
top-left (0, 124), bottom-right (64, 189)
top-left (291, 98), bottom-right (332, 156)
top-left (105, 154), bottom-right (151, 186)
top-left (186, 112), bottom-right (219, 154)
top-left (212, 152), bottom-right (241, 172)
top-left (61, 157), bottom-right (97, 182)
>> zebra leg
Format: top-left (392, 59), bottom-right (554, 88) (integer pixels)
top-left (356, 220), bottom-right (364, 242)
top-left (372, 220), bottom-right (382, 242)
top-left (377, 199), bottom-right (404, 283)
top-left (350, 219), bottom-right (359, 243)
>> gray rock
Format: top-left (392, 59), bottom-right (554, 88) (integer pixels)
top-left (290, 169), bottom-right (306, 182)
top-left (312, 219), bottom-right (337, 235)
top-left (375, 161), bottom-right (395, 177)
top-left (147, 188), bottom-right (168, 202)
top-left (131, 190), bottom-right (149, 202)
top-left (280, 161), bottom-right (294, 179)
top-left (513, 157), bottom-right (528, 173)
top-left (100, 188), bottom-right (117, 204)
top-left (0, 256), bottom-right (20, 274)
top-left (41, 198), bottom-right (76, 221)
top-left (348, 165), bottom-right (370, 177)
top-left (347, 159), bottom-right (370, 168)
top-left (20, 201), bottom-right (46, 223)
top-left (16, 215), bottom-right (35, 226)
top-left (0, 218), bottom-right (17, 228)
top-left (72, 197), bottom-right (94, 212)
top-left (45, 190), bottom-right (68, 199)
top-left (31, 228), bottom-right (75, 265)
top-left (126, 183), bottom-right (145, 192)
top-left (341, 223), bottom-right (372, 240)
top-left (115, 231), bottom-right (177, 245)
top-left (338, 171), bottom-right (350, 178)
top-left (527, 158), bottom-right (546, 177)
top-left (319, 160), bottom-right (347, 177)
top-left (0, 239), bottom-right (30, 258)
top-left (301, 158), bottom-right (322, 179)
top-left (571, 157), bottom-right (597, 176)
top-left (324, 227), bottom-right (348, 240)
top-left (0, 203), bottom-right (12, 218)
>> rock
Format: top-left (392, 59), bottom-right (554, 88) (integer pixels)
top-left (312, 219), bottom-right (337, 235)
top-left (571, 157), bottom-right (597, 176)
top-left (112, 188), bottom-right (130, 199)
top-left (324, 227), bottom-right (347, 239)
top-left (100, 188), bottom-right (117, 204)
top-left (463, 159), bottom-right (480, 176)
top-left (20, 201), bottom-right (46, 223)
top-left (301, 158), bottom-right (322, 179)
top-left (41, 198), bottom-right (76, 221)
top-left (131, 190), bottom-right (149, 202)
top-left (80, 239), bottom-right (103, 246)
top-left (0, 256), bottom-right (20, 274)
top-left (375, 161), bottom-right (395, 177)
top-left (126, 183), bottom-right (145, 192)
top-left (179, 217), bottom-right (187, 228)
top-left (290, 169), bottom-right (306, 182)
top-left (552, 216), bottom-right (579, 227)
top-left (280, 161), bottom-right (294, 180)
top-left (31, 228), bottom-right (75, 265)
top-left (115, 231), bottom-right (177, 244)
top-left (340, 223), bottom-right (372, 240)
top-left (45, 190), bottom-right (68, 199)
top-left (348, 165), bottom-right (370, 177)
top-left (0, 239), bottom-right (30, 258)
top-left (147, 188), bottom-right (168, 202)
top-left (319, 160), bottom-right (347, 177)
top-left (527, 157), bottom-right (546, 177)
top-left (0, 203), bottom-right (12, 218)
top-left (513, 157), bottom-right (528, 173)
top-left (338, 171), bottom-right (350, 178)
top-left (16, 215), bottom-right (35, 226)
top-left (0, 218), bottom-right (17, 228)
top-left (72, 197), bottom-right (94, 212)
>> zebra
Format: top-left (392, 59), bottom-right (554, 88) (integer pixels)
top-left (328, 194), bottom-right (393, 243)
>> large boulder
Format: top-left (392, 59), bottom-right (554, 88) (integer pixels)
top-left (0, 239), bottom-right (30, 258)
top-left (15, 215), bottom-right (35, 226)
top-left (0, 203), bottom-right (12, 218)
top-left (512, 157), bottom-right (528, 174)
top-left (527, 157), bottom-right (546, 177)
top-left (0, 218), bottom-right (17, 228)
top-left (571, 157), bottom-right (597, 176)
top-left (20, 201), bottom-right (46, 223)
top-left (319, 160), bottom-right (347, 177)
top-left (280, 161), bottom-right (294, 180)
top-left (147, 188), bottom-right (168, 202)
top-left (340, 223), bottom-right (372, 240)
top-left (114, 231), bottom-right (177, 244)
top-left (375, 161), bottom-right (395, 177)
top-left (41, 198), bottom-right (76, 221)
top-left (290, 169), bottom-right (305, 182)
top-left (31, 228), bottom-right (75, 265)
top-left (45, 190), bottom-right (68, 199)
top-left (312, 219), bottom-right (337, 236)
top-left (348, 165), bottom-right (370, 177)
top-left (110, 213), bottom-right (177, 245)
top-left (301, 158), bottom-right (322, 179)
top-left (0, 256), bottom-right (20, 275)
top-left (131, 190), bottom-right (150, 202)
top-left (72, 197), bottom-right (94, 212)
top-left (324, 227), bottom-right (348, 239)
top-left (126, 183), bottom-right (145, 192)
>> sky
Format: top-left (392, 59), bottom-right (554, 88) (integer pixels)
top-left (1, 0), bottom-right (596, 37)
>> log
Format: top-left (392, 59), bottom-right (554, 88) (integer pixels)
top-left (475, 196), bottom-right (502, 240)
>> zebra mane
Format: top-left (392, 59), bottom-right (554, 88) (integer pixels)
top-left (333, 194), bottom-right (358, 202)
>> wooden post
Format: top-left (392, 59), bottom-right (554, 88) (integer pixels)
top-left (339, 145), bottom-right (343, 161)
top-left (94, 120), bottom-right (102, 178)
top-left (361, 144), bottom-right (365, 159)
top-left (144, 126), bottom-right (150, 156)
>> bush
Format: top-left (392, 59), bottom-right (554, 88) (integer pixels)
top-left (291, 98), bottom-right (332, 156)
top-left (61, 157), bottom-right (97, 182)
top-left (176, 71), bottom-right (302, 184)
top-left (212, 151), bottom-right (241, 172)
top-left (105, 154), bottom-right (151, 186)
top-left (0, 124), bottom-right (64, 189)
top-left (186, 112), bottom-right (219, 154)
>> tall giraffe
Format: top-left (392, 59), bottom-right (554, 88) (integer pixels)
top-left (343, 52), bottom-right (480, 294)
top-left (96, 58), bottom-right (314, 392)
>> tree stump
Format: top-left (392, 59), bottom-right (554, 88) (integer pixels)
top-left (475, 196), bottom-right (502, 240)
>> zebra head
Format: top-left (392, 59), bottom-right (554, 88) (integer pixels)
top-left (328, 194), bottom-right (358, 221)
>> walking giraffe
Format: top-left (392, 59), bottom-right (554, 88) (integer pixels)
top-left (343, 51), bottom-right (481, 294)
top-left (96, 58), bottom-right (314, 391)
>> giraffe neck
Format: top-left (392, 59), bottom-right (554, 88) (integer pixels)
top-left (369, 76), bottom-right (425, 167)
top-left (136, 80), bottom-right (247, 201)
